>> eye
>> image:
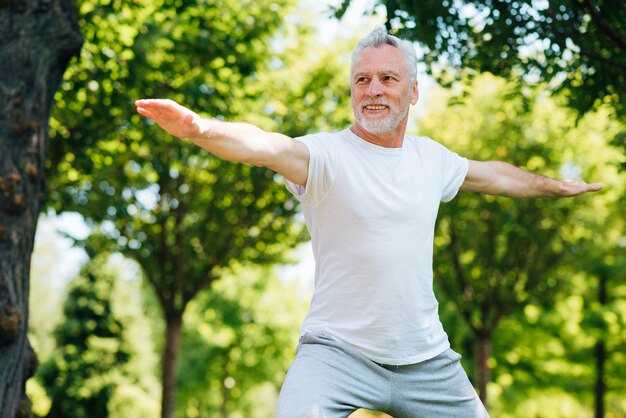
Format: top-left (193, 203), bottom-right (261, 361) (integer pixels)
top-left (355, 76), bottom-right (369, 84)
top-left (382, 75), bottom-right (397, 82)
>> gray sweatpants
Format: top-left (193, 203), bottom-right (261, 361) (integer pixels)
top-left (276, 332), bottom-right (489, 418)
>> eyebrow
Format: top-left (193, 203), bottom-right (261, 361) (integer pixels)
top-left (353, 70), bottom-right (402, 79)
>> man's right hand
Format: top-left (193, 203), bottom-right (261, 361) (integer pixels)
top-left (135, 99), bottom-right (207, 140)
top-left (134, 98), bottom-right (310, 187)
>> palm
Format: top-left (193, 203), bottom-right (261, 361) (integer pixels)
top-left (135, 99), bottom-right (202, 139)
top-left (561, 179), bottom-right (603, 197)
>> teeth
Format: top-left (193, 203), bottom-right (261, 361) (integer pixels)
top-left (366, 105), bottom-right (388, 110)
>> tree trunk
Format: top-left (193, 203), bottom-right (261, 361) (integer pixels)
top-left (220, 359), bottom-right (230, 418)
top-left (475, 331), bottom-right (492, 411)
top-left (162, 312), bottom-right (183, 418)
top-left (0, 1), bottom-right (81, 417)
top-left (594, 270), bottom-right (608, 418)
top-left (594, 340), bottom-right (606, 418)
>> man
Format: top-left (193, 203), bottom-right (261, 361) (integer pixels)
top-left (135, 27), bottom-right (601, 418)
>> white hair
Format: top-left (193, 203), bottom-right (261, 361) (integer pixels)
top-left (351, 26), bottom-right (418, 85)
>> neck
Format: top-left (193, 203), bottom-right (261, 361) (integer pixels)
top-left (350, 119), bottom-right (408, 148)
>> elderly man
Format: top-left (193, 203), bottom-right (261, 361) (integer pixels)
top-left (136, 27), bottom-right (600, 418)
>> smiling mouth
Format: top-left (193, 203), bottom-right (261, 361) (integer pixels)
top-left (364, 105), bottom-right (389, 110)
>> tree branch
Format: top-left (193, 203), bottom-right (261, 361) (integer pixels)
top-left (577, 46), bottom-right (626, 71)
top-left (449, 219), bottom-right (477, 332)
top-left (583, 0), bottom-right (626, 52)
top-left (183, 262), bottom-right (217, 307)
top-left (544, 5), bottom-right (626, 72)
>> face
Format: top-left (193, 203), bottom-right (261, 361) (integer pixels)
top-left (351, 44), bottom-right (419, 135)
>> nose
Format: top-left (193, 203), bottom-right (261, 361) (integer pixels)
top-left (366, 78), bottom-right (383, 97)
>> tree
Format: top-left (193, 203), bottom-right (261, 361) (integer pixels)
top-left (432, 96), bottom-right (626, 417)
top-left (0, 1), bottom-right (82, 416)
top-left (45, 1), bottom-right (353, 417)
top-left (334, 0), bottom-right (626, 152)
top-left (38, 254), bottom-right (159, 418)
top-left (416, 73), bottom-right (622, 409)
top-left (487, 233), bottom-right (626, 417)
top-left (575, 186), bottom-right (626, 418)
top-left (176, 266), bottom-right (308, 417)
top-left (28, 215), bottom-right (86, 363)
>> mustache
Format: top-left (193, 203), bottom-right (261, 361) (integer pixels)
top-left (360, 100), bottom-right (391, 107)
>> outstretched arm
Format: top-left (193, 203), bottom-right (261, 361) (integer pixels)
top-left (134, 99), bottom-right (310, 186)
top-left (460, 160), bottom-right (603, 198)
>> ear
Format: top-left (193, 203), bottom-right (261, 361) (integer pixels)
top-left (410, 80), bottom-right (419, 105)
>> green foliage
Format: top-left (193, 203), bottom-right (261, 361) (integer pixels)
top-left (418, 73), bottom-right (626, 415)
top-left (490, 264), bottom-right (626, 417)
top-left (253, 22), bottom-right (354, 137)
top-left (336, 0), bottom-right (626, 151)
top-left (176, 265), bottom-right (309, 417)
top-left (46, 0), bottom-right (353, 317)
top-left (44, 0), bottom-right (353, 415)
top-left (423, 73), bottom-right (618, 329)
top-left (28, 214), bottom-right (86, 362)
top-left (37, 255), bottom-right (159, 418)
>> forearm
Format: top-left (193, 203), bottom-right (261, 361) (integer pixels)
top-left (134, 99), bottom-right (309, 185)
top-left (488, 162), bottom-right (563, 198)
top-left (189, 118), bottom-right (282, 167)
top-left (461, 160), bottom-right (602, 198)
top-left (135, 99), bottom-right (289, 167)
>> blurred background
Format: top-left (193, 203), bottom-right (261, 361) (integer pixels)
top-left (25, 0), bottom-right (625, 417)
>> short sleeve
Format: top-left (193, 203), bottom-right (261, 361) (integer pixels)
top-left (440, 148), bottom-right (469, 202)
top-left (285, 132), bottom-right (336, 206)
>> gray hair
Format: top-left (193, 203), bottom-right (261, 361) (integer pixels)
top-left (351, 26), bottom-right (418, 85)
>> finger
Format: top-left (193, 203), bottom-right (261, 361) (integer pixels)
top-left (137, 102), bottom-right (183, 119)
top-left (134, 99), bottom-right (160, 108)
top-left (587, 182), bottom-right (603, 192)
top-left (135, 98), bottom-right (174, 110)
top-left (135, 107), bottom-right (155, 118)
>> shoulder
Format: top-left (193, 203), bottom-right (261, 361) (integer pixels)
top-left (296, 130), bottom-right (343, 143)
top-left (295, 130), bottom-right (347, 153)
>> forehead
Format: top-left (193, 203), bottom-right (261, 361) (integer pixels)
top-left (351, 44), bottom-right (407, 76)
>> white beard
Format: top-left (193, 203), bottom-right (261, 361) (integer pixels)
top-left (354, 105), bottom-right (409, 134)
top-left (352, 92), bottom-right (411, 135)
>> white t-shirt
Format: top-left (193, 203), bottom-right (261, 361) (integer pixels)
top-left (286, 128), bottom-right (468, 365)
